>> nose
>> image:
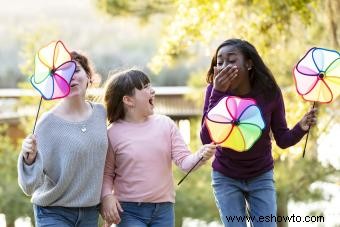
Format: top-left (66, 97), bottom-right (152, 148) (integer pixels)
top-left (150, 87), bottom-right (155, 95)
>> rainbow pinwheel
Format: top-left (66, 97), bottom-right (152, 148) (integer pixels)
top-left (293, 47), bottom-right (340, 103)
top-left (205, 96), bottom-right (265, 152)
top-left (30, 40), bottom-right (76, 100)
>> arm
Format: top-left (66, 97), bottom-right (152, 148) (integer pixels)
top-left (271, 91), bottom-right (307, 148)
top-left (100, 141), bottom-right (123, 225)
top-left (169, 118), bottom-right (216, 172)
top-left (200, 84), bottom-right (226, 144)
top-left (17, 133), bottom-right (45, 196)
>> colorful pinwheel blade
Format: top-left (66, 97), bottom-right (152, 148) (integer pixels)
top-left (30, 75), bottom-right (54, 100)
top-left (33, 54), bottom-right (51, 84)
top-left (220, 126), bottom-right (245, 152)
top-left (31, 59), bottom-right (76, 100)
top-left (312, 48), bottom-right (339, 72)
top-left (205, 118), bottom-right (233, 143)
top-left (38, 40), bottom-right (72, 69)
top-left (226, 96), bottom-right (256, 119)
top-left (238, 124), bottom-right (262, 150)
top-left (205, 96), bottom-right (264, 152)
top-left (207, 97), bottom-right (233, 122)
top-left (302, 80), bottom-right (333, 103)
top-left (325, 58), bottom-right (340, 100)
top-left (51, 61), bottom-right (76, 99)
top-left (293, 67), bottom-right (319, 95)
top-left (239, 105), bottom-right (265, 129)
top-left (53, 41), bottom-right (73, 68)
top-left (294, 47), bottom-right (340, 103)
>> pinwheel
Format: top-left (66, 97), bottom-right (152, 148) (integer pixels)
top-left (293, 47), bottom-right (340, 157)
top-left (177, 96), bottom-right (265, 185)
top-left (205, 96), bottom-right (265, 151)
top-left (30, 40), bottom-right (76, 132)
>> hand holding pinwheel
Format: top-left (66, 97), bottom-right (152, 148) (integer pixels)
top-left (199, 143), bottom-right (217, 161)
top-left (299, 108), bottom-right (318, 131)
top-left (22, 134), bottom-right (37, 165)
top-left (178, 96), bottom-right (265, 185)
top-left (26, 40), bottom-right (76, 160)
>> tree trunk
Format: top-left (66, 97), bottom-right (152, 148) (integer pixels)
top-left (277, 192), bottom-right (289, 227)
top-left (326, 0), bottom-right (339, 49)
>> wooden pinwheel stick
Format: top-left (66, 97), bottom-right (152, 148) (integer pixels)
top-left (27, 96), bottom-right (42, 159)
top-left (177, 156), bottom-right (203, 186)
top-left (302, 101), bottom-right (316, 158)
top-left (32, 97), bottom-right (43, 134)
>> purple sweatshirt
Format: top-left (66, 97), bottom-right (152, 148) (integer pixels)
top-left (200, 84), bottom-right (307, 179)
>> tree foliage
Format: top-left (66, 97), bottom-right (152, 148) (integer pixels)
top-left (0, 125), bottom-right (33, 227)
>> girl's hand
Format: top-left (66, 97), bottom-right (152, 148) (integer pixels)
top-left (299, 108), bottom-right (318, 131)
top-left (213, 65), bottom-right (238, 92)
top-left (22, 134), bottom-right (37, 165)
top-left (100, 194), bottom-right (123, 224)
top-left (200, 143), bottom-right (217, 161)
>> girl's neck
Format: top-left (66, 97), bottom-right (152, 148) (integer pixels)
top-left (53, 96), bottom-right (92, 122)
top-left (233, 81), bottom-right (251, 96)
top-left (59, 96), bottom-right (87, 113)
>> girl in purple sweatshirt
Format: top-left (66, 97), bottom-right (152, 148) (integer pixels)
top-left (200, 39), bottom-right (317, 227)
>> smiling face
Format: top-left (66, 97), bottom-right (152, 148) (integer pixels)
top-left (216, 45), bottom-right (252, 95)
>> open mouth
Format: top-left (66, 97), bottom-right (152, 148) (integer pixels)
top-left (70, 84), bottom-right (77, 88)
top-left (149, 98), bottom-right (154, 106)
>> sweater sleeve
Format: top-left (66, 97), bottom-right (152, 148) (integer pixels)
top-left (17, 115), bottom-right (48, 196)
top-left (271, 91), bottom-right (307, 148)
top-left (168, 118), bottom-right (203, 173)
top-left (17, 151), bottom-right (44, 196)
top-left (101, 140), bottom-right (116, 199)
top-left (200, 84), bottom-right (226, 144)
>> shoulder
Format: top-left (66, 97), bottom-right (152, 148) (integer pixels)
top-left (35, 111), bottom-right (54, 131)
top-left (90, 102), bottom-right (106, 117)
top-left (152, 114), bottom-right (173, 123)
top-left (151, 114), bottom-right (177, 130)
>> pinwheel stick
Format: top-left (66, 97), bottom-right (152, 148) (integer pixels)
top-left (177, 156), bottom-right (203, 186)
top-left (26, 97), bottom-right (42, 159)
top-left (302, 102), bottom-right (315, 158)
top-left (32, 97), bottom-right (43, 133)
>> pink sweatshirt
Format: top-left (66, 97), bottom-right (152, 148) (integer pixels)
top-left (101, 114), bottom-right (203, 203)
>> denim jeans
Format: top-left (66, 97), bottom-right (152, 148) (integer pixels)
top-left (117, 202), bottom-right (174, 227)
top-left (33, 204), bottom-right (99, 227)
top-left (212, 170), bottom-right (277, 227)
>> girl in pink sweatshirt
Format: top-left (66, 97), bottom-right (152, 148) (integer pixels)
top-left (100, 69), bottom-right (216, 227)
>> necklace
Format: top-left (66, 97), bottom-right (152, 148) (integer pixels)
top-left (81, 125), bottom-right (87, 133)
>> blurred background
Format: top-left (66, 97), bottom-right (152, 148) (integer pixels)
top-left (0, 0), bottom-right (339, 226)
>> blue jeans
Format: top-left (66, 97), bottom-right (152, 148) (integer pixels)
top-left (33, 204), bottom-right (99, 227)
top-left (212, 170), bottom-right (277, 227)
top-left (117, 202), bottom-right (174, 227)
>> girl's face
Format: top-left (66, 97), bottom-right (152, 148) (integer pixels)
top-left (69, 62), bottom-right (89, 97)
top-left (216, 45), bottom-right (251, 94)
top-left (131, 83), bottom-right (155, 117)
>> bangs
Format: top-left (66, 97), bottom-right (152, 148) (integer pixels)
top-left (128, 70), bottom-right (150, 90)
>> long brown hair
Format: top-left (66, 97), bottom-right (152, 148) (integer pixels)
top-left (104, 69), bottom-right (150, 124)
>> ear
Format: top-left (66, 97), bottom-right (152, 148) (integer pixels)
top-left (122, 95), bottom-right (135, 107)
top-left (246, 59), bottom-right (253, 70)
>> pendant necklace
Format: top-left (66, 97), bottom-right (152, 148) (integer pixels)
top-left (81, 124), bottom-right (87, 133)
